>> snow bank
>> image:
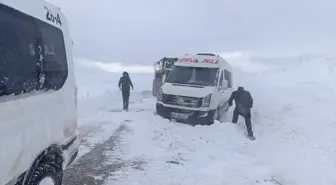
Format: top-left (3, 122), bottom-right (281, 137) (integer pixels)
top-left (73, 58), bottom-right (155, 159)
top-left (74, 54), bottom-right (336, 184)
top-left (75, 58), bottom-right (153, 113)
top-left (107, 54), bottom-right (336, 185)
top-left (75, 59), bottom-right (153, 99)
top-left (234, 54), bottom-right (336, 184)
top-left (108, 112), bottom-right (278, 185)
top-left (74, 58), bottom-right (154, 138)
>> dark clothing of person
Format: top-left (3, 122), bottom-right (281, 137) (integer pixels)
top-left (228, 87), bottom-right (254, 137)
top-left (118, 72), bottom-right (134, 91)
top-left (229, 87), bottom-right (253, 109)
top-left (232, 109), bottom-right (253, 137)
top-left (118, 72), bottom-right (133, 110)
top-left (122, 90), bottom-right (130, 110)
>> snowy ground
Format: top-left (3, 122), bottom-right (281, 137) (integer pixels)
top-left (63, 55), bottom-right (336, 185)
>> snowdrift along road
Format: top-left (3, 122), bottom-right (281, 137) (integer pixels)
top-left (71, 55), bottom-right (336, 185)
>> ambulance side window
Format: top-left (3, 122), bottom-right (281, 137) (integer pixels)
top-left (224, 69), bottom-right (232, 88)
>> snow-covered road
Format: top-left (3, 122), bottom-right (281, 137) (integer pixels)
top-left (64, 55), bottom-right (336, 185)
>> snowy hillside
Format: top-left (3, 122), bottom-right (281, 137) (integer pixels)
top-left (234, 55), bottom-right (336, 184)
top-left (70, 55), bottom-right (336, 185)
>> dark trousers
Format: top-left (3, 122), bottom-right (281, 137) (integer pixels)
top-left (122, 90), bottom-right (130, 110)
top-left (232, 107), bottom-right (253, 136)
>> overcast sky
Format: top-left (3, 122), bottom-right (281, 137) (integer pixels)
top-left (50, 0), bottom-right (335, 64)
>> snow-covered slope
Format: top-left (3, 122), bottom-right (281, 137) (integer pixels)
top-left (74, 59), bottom-right (154, 155)
top-left (75, 59), bottom-right (153, 99)
top-left (74, 55), bottom-right (336, 185)
top-left (234, 55), bottom-right (336, 184)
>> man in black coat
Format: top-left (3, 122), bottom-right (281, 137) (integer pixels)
top-left (228, 86), bottom-right (255, 139)
top-left (118, 71), bottom-right (134, 111)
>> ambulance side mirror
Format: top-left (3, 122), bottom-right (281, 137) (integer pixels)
top-left (162, 74), bottom-right (166, 83)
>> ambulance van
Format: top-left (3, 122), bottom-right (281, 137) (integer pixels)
top-left (0, 1), bottom-right (80, 184)
top-left (156, 53), bottom-right (233, 125)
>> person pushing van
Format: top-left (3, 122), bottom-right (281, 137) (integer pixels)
top-left (228, 86), bottom-right (255, 140)
top-left (118, 71), bottom-right (134, 111)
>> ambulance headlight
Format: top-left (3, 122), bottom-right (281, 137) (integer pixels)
top-left (202, 93), bottom-right (211, 107)
top-left (157, 88), bottom-right (163, 101)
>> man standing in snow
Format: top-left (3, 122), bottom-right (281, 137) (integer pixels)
top-left (118, 71), bottom-right (134, 111)
top-left (228, 86), bottom-right (255, 140)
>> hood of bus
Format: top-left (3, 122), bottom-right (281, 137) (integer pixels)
top-left (161, 82), bottom-right (216, 97)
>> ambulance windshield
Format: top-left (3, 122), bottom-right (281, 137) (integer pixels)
top-left (166, 66), bottom-right (219, 86)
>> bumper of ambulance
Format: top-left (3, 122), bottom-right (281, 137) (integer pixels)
top-left (61, 134), bottom-right (80, 169)
top-left (156, 102), bottom-right (216, 125)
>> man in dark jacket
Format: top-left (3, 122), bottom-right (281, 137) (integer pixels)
top-left (228, 86), bottom-right (255, 140)
top-left (118, 71), bottom-right (134, 111)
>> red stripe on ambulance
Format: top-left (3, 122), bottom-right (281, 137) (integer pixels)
top-left (202, 59), bottom-right (218, 64)
top-left (178, 58), bottom-right (198, 63)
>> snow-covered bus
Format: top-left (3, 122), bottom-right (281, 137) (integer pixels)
top-left (0, 1), bottom-right (80, 184)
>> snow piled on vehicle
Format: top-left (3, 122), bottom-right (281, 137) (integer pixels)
top-left (74, 55), bottom-right (336, 185)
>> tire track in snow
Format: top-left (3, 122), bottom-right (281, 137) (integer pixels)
top-left (63, 120), bottom-right (143, 185)
top-left (63, 91), bottom-right (153, 184)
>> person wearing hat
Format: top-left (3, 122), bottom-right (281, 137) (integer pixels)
top-left (118, 71), bottom-right (134, 111)
top-left (228, 86), bottom-right (255, 140)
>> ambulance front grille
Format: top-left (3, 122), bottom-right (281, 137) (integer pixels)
top-left (163, 94), bottom-right (202, 108)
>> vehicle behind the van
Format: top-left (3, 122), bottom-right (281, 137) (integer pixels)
top-left (152, 57), bottom-right (178, 96)
top-left (156, 53), bottom-right (233, 125)
top-left (0, 1), bottom-right (79, 184)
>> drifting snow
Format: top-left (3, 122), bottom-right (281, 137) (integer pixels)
top-left (236, 55), bottom-right (336, 184)
top-left (74, 60), bottom-right (154, 159)
top-left (75, 55), bottom-right (336, 185)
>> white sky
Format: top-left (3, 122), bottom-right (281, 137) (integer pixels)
top-left (50, 0), bottom-right (336, 64)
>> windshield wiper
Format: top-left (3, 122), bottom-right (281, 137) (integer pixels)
top-left (172, 83), bottom-right (205, 88)
top-left (171, 81), bottom-right (209, 86)
top-left (189, 82), bottom-right (209, 86)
